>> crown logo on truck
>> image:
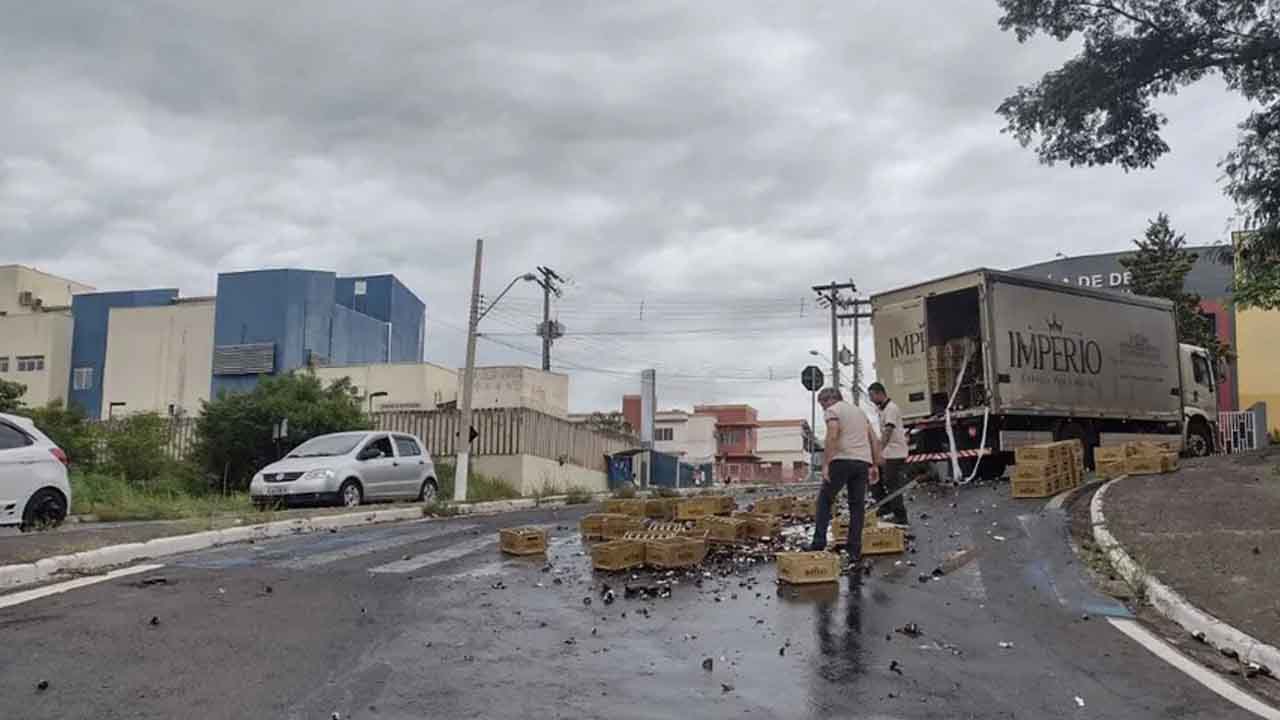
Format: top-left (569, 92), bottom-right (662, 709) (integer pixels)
top-left (1045, 313), bottom-right (1063, 333)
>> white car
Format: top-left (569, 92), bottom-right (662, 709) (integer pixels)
top-left (250, 431), bottom-right (438, 509)
top-left (0, 412), bottom-right (72, 530)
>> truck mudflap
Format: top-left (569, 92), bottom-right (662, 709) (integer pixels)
top-left (906, 448), bottom-right (992, 464)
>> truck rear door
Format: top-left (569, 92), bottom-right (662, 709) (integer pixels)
top-left (872, 298), bottom-right (930, 418)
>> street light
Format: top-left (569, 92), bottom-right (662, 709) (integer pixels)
top-left (367, 391), bottom-right (389, 414)
top-left (478, 273), bottom-right (538, 323)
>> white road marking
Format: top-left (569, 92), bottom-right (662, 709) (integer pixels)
top-left (367, 536), bottom-right (497, 574)
top-left (276, 523), bottom-right (478, 570)
top-left (0, 564), bottom-right (166, 610)
top-left (1108, 617), bottom-right (1280, 720)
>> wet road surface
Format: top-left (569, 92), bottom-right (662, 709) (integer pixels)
top-left (0, 485), bottom-right (1264, 719)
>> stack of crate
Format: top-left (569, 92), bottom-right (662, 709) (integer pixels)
top-left (1096, 441), bottom-right (1179, 478)
top-left (753, 496), bottom-right (794, 516)
top-left (829, 511), bottom-right (905, 555)
top-left (732, 511), bottom-right (783, 540)
top-left (602, 498), bottom-right (647, 517)
top-left (926, 340), bottom-right (967, 391)
top-left (1011, 440), bottom-right (1082, 498)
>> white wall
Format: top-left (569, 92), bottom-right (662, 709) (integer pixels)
top-left (313, 362), bottom-right (458, 411)
top-left (653, 413), bottom-right (717, 463)
top-left (101, 301), bottom-right (215, 418)
top-left (0, 311), bottom-right (73, 407)
top-left (472, 454), bottom-right (608, 496)
top-left (0, 265), bottom-right (94, 316)
top-left (467, 366), bottom-right (569, 418)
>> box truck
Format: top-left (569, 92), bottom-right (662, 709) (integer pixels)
top-left (871, 269), bottom-right (1220, 479)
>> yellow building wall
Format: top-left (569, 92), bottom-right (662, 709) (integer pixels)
top-left (312, 362), bottom-right (458, 411)
top-left (0, 311), bottom-right (73, 407)
top-left (1236, 307), bottom-right (1280, 435)
top-left (0, 265), bottom-right (94, 316)
top-left (101, 301), bottom-right (215, 418)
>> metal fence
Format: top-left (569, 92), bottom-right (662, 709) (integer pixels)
top-left (1219, 410), bottom-right (1262, 454)
top-left (89, 416), bottom-right (200, 461)
top-left (372, 408), bottom-right (636, 471)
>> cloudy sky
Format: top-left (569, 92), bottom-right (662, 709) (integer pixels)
top-left (0, 1), bottom-right (1253, 422)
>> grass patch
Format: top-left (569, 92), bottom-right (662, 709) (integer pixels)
top-left (434, 462), bottom-right (521, 503)
top-left (564, 486), bottom-right (594, 505)
top-left (71, 472), bottom-right (253, 522)
top-left (612, 484), bottom-right (638, 499)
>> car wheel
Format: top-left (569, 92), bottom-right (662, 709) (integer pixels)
top-left (339, 479), bottom-right (363, 508)
top-left (1186, 423), bottom-right (1213, 458)
top-left (21, 488), bottom-right (68, 532)
top-left (418, 478), bottom-right (439, 504)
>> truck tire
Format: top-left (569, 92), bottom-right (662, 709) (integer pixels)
top-left (1186, 421), bottom-right (1214, 458)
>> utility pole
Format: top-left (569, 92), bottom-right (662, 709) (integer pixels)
top-left (838, 299), bottom-right (873, 404)
top-left (812, 281), bottom-right (858, 392)
top-left (535, 266), bottom-right (564, 372)
top-left (455, 239), bottom-right (484, 502)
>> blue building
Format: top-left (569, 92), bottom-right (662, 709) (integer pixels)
top-left (60, 268), bottom-right (425, 417)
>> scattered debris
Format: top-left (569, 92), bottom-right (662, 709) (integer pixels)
top-left (583, 597), bottom-right (592, 606)
top-left (992, 535), bottom-right (1006, 542)
top-left (263, 585), bottom-right (273, 595)
top-left (149, 616), bottom-right (160, 626)
top-left (1074, 696), bottom-right (1085, 708)
top-left (998, 642), bottom-right (1014, 649)
top-left (36, 680), bottom-right (49, 692)
top-left (491, 581), bottom-right (506, 590)
top-left (702, 658), bottom-right (714, 672)
top-left (1253, 547), bottom-right (1261, 555)
top-left (779, 647), bottom-right (786, 657)
top-left (565, 638), bottom-right (577, 646)
top-left (1080, 614), bottom-right (1090, 622)
top-left (553, 578), bottom-right (564, 585)
top-left (721, 683), bottom-right (735, 693)
top-left (603, 590), bottom-right (616, 605)
top-left (130, 577), bottom-right (168, 588)
top-left (931, 567), bottom-right (945, 578)
top-left (896, 623), bottom-right (922, 638)
top-left (591, 628), bottom-right (598, 636)
top-left (889, 660), bottom-right (903, 675)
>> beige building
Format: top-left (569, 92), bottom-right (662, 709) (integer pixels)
top-left (467, 366), bottom-right (569, 418)
top-left (0, 265), bottom-right (94, 317)
top-left (652, 409), bottom-right (718, 464)
top-left (0, 310), bottom-right (74, 408)
top-left (312, 362), bottom-right (458, 412)
top-left (756, 419), bottom-right (813, 482)
top-left (100, 299), bottom-right (216, 418)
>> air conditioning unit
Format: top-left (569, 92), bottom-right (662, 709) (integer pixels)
top-left (17, 291), bottom-right (33, 307)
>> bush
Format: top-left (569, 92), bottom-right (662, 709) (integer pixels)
top-left (612, 484), bottom-right (638, 499)
top-left (564, 486), bottom-right (594, 505)
top-left (433, 461), bottom-right (520, 502)
top-left (21, 402), bottom-right (99, 469)
top-left (103, 413), bottom-right (170, 487)
top-left (193, 372), bottom-right (369, 491)
top-left (70, 471), bottom-right (252, 521)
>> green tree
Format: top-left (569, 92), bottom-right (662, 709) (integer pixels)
top-left (103, 413), bottom-right (170, 488)
top-left (0, 379), bottom-right (26, 413)
top-left (21, 401), bottom-right (99, 468)
top-left (193, 372), bottom-right (370, 490)
top-left (1120, 214), bottom-right (1228, 364)
top-left (995, 1), bottom-right (1280, 308)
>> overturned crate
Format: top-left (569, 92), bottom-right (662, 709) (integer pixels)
top-left (590, 540), bottom-right (646, 571)
top-left (776, 551), bottom-right (840, 585)
top-left (602, 498), bottom-right (647, 517)
top-left (644, 536), bottom-right (708, 569)
top-left (732, 511), bottom-right (782, 541)
top-left (499, 526), bottom-right (548, 556)
top-left (601, 514), bottom-right (647, 540)
top-left (580, 513), bottom-right (628, 541)
top-left (697, 516), bottom-right (749, 545)
top-left (674, 496), bottom-right (720, 521)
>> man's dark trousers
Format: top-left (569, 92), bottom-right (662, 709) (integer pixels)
top-left (872, 458), bottom-right (909, 525)
top-left (810, 459), bottom-right (870, 557)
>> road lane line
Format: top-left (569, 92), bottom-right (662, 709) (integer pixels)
top-left (1108, 617), bottom-right (1280, 719)
top-left (367, 536), bottom-right (496, 574)
top-left (276, 523), bottom-right (478, 570)
top-left (0, 564), bottom-right (166, 610)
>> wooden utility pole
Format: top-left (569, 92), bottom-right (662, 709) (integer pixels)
top-left (455, 239), bottom-right (484, 502)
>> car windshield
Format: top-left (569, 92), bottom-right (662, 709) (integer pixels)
top-left (287, 434), bottom-right (364, 458)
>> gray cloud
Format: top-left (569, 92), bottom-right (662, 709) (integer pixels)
top-left (0, 1), bottom-right (1249, 419)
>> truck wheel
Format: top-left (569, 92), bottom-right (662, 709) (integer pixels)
top-left (1186, 422), bottom-right (1214, 457)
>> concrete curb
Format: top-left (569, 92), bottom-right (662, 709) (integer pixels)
top-left (0, 506), bottom-right (424, 593)
top-left (1092, 476), bottom-right (1280, 676)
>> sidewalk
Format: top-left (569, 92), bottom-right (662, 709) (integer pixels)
top-left (1101, 449), bottom-right (1280, 649)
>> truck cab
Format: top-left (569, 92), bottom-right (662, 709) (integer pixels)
top-left (1179, 343), bottom-right (1219, 456)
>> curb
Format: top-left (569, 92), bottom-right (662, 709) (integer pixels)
top-left (0, 506), bottom-right (424, 593)
top-left (1092, 476), bottom-right (1280, 676)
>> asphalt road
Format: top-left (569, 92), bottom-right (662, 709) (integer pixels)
top-left (0, 484), bottom-right (1264, 720)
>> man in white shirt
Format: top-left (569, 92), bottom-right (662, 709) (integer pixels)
top-left (868, 382), bottom-right (909, 526)
top-left (805, 387), bottom-right (882, 568)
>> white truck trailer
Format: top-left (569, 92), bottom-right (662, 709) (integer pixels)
top-left (871, 269), bottom-right (1220, 479)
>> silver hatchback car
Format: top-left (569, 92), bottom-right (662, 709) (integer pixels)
top-left (250, 431), bottom-right (438, 509)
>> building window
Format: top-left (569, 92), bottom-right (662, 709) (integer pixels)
top-left (0, 357), bottom-right (8, 373)
top-left (16, 355), bottom-right (44, 372)
top-left (72, 367), bottom-right (94, 390)
top-left (654, 427), bottom-right (673, 442)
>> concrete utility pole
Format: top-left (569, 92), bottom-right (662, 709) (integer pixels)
top-left (535, 266), bottom-right (564, 372)
top-left (838, 299), bottom-right (873, 404)
top-left (455, 239), bottom-right (484, 502)
top-left (812, 281), bottom-right (858, 392)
